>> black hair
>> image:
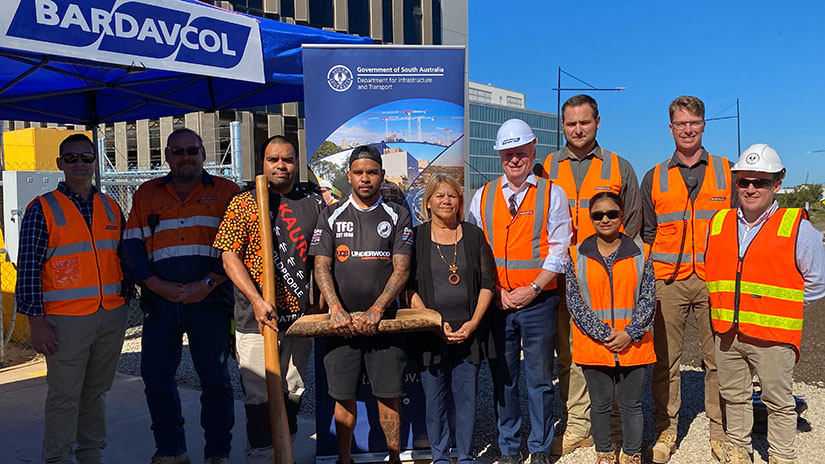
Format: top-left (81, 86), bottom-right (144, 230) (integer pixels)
top-left (59, 133), bottom-right (94, 154)
top-left (258, 135), bottom-right (297, 162)
top-left (589, 191), bottom-right (623, 212)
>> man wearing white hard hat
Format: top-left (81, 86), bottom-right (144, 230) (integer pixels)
top-left (319, 179), bottom-right (338, 205)
top-left (704, 143), bottom-right (825, 464)
top-left (468, 119), bottom-right (572, 464)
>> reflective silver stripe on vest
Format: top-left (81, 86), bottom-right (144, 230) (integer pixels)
top-left (482, 179), bottom-right (500, 250)
top-left (650, 251), bottom-right (680, 263)
top-left (632, 238), bottom-right (646, 302)
top-left (98, 193), bottom-right (117, 222)
top-left (600, 149), bottom-right (613, 180)
top-left (155, 215), bottom-right (221, 233)
top-left (710, 155), bottom-right (728, 190)
top-left (532, 178), bottom-right (548, 260)
top-left (656, 211), bottom-right (685, 224)
top-left (495, 257), bottom-right (546, 270)
top-left (43, 284), bottom-right (122, 302)
top-left (547, 153), bottom-right (561, 179)
top-left (103, 283), bottom-right (122, 295)
top-left (43, 286), bottom-right (100, 302)
top-left (576, 249), bottom-right (591, 308)
top-left (579, 198), bottom-right (590, 209)
top-left (593, 307), bottom-right (634, 320)
top-left (568, 198), bottom-right (576, 208)
top-left (42, 192), bottom-right (66, 227)
top-left (151, 244), bottom-right (222, 261)
top-left (95, 239), bottom-right (120, 251)
top-left (695, 253), bottom-right (705, 263)
top-left (46, 241), bottom-right (93, 258)
top-left (694, 209), bottom-right (718, 220)
top-left (658, 161), bottom-right (670, 193)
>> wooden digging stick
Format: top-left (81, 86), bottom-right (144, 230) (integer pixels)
top-left (255, 174), bottom-right (294, 464)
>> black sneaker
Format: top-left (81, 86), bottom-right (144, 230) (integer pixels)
top-left (497, 454), bottom-right (523, 464)
top-left (529, 452), bottom-right (550, 464)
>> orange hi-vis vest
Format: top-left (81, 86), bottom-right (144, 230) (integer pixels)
top-left (542, 148), bottom-right (623, 244)
top-left (650, 154), bottom-right (731, 280)
top-left (480, 176), bottom-right (556, 291)
top-left (569, 237), bottom-right (656, 367)
top-left (37, 190), bottom-right (125, 316)
top-left (705, 207), bottom-right (805, 357)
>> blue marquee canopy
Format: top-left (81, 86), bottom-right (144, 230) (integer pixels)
top-left (0, 0), bottom-right (373, 125)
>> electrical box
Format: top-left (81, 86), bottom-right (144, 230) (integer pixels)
top-left (2, 171), bottom-right (65, 264)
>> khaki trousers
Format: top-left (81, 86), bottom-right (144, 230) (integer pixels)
top-left (43, 304), bottom-right (129, 464)
top-left (556, 295), bottom-right (591, 437)
top-left (235, 331), bottom-right (311, 405)
top-left (652, 274), bottom-right (725, 440)
top-left (715, 333), bottom-right (796, 460)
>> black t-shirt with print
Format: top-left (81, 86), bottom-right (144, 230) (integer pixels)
top-left (309, 196), bottom-right (413, 313)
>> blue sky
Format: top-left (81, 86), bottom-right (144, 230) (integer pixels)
top-left (469, 1), bottom-right (825, 186)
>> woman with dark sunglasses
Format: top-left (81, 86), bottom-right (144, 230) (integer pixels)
top-left (564, 191), bottom-right (656, 464)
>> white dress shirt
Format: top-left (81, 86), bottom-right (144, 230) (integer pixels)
top-left (468, 173), bottom-right (572, 274)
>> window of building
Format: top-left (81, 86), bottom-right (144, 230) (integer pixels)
top-left (469, 88), bottom-right (493, 104)
top-left (348, 0), bottom-right (370, 36)
top-left (382, 0), bottom-right (393, 42)
top-left (126, 122), bottom-right (138, 169)
top-left (229, 0), bottom-right (263, 17)
top-left (148, 119), bottom-right (161, 169)
top-left (281, 0), bottom-right (294, 18)
top-left (309, 0), bottom-right (334, 28)
top-left (403, 0), bottom-right (422, 44)
top-left (506, 96), bottom-right (523, 108)
top-left (432, 0), bottom-right (441, 45)
top-left (103, 124), bottom-right (115, 171)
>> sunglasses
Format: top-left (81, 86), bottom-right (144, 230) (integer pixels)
top-left (735, 178), bottom-right (774, 189)
top-left (167, 146), bottom-right (202, 156)
top-left (591, 210), bottom-right (621, 221)
top-left (61, 152), bottom-right (96, 164)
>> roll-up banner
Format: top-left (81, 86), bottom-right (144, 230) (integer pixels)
top-left (303, 45), bottom-right (466, 226)
top-left (302, 44), bottom-right (466, 462)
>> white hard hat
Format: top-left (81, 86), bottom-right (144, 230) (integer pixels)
top-left (319, 179), bottom-right (333, 189)
top-left (494, 119), bottom-right (536, 151)
top-left (732, 143), bottom-right (785, 173)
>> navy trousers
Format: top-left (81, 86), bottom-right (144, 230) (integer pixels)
top-left (491, 294), bottom-right (558, 456)
top-left (420, 344), bottom-right (480, 464)
top-left (141, 298), bottom-right (235, 459)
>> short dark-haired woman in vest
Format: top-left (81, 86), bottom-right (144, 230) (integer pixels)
top-left (566, 192), bottom-right (655, 464)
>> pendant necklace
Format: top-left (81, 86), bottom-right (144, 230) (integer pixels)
top-left (435, 226), bottom-right (460, 285)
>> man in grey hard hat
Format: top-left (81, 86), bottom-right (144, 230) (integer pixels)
top-left (468, 119), bottom-right (572, 464)
top-left (704, 144), bottom-right (825, 464)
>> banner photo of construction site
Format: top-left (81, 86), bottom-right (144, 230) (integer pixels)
top-left (302, 45), bottom-right (466, 225)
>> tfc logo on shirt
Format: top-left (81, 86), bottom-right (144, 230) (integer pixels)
top-left (335, 221), bottom-right (354, 238)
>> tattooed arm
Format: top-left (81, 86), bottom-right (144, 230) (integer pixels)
top-left (314, 255), bottom-right (355, 338)
top-left (354, 254), bottom-right (411, 336)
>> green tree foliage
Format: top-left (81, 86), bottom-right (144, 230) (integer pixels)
top-left (311, 140), bottom-right (342, 163)
top-left (777, 184), bottom-right (824, 209)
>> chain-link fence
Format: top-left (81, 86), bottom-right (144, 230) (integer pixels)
top-left (1, 125), bottom-right (244, 368)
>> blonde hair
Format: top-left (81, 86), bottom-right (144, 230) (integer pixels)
top-left (421, 173), bottom-right (464, 222)
top-left (669, 95), bottom-right (705, 121)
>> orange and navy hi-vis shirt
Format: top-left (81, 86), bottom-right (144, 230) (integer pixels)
top-left (39, 190), bottom-right (125, 315)
top-left (123, 172), bottom-right (239, 303)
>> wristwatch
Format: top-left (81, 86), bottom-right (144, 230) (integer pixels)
top-left (203, 276), bottom-right (218, 290)
top-left (529, 282), bottom-right (541, 295)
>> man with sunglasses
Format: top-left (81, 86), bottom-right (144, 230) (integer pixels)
top-left (640, 96), bottom-right (736, 463)
top-left (705, 144), bottom-right (824, 464)
top-left (16, 133), bottom-right (133, 463)
top-left (123, 128), bottom-right (239, 464)
top-left (467, 119), bottom-right (572, 464)
top-left (539, 94), bottom-right (642, 457)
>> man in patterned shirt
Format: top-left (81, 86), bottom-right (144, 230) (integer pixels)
top-left (310, 145), bottom-right (414, 464)
top-left (215, 135), bottom-right (324, 463)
